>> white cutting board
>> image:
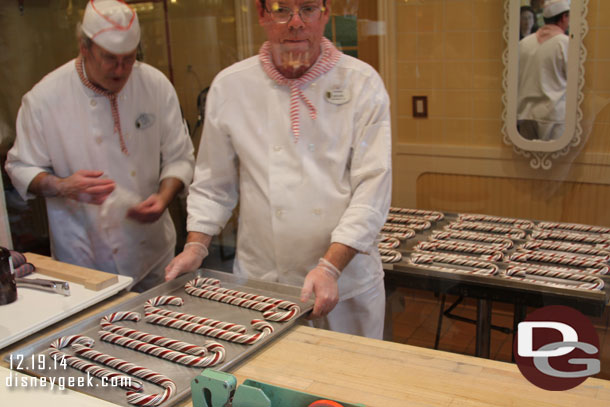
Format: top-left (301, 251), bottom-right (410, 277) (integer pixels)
top-left (0, 366), bottom-right (118, 406)
top-left (0, 272), bottom-right (132, 349)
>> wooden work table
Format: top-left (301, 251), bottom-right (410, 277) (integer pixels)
top-left (2, 271), bottom-right (610, 406)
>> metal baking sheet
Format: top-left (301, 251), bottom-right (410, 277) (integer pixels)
top-left (4, 268), bottom-right (313, 406)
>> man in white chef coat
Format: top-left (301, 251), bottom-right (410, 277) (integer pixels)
top-left (165, 0), bottom-right (391, 338)
top-left (517, 0), bottom-right (570, 141)
top-left (5, 0), bottom-right (194, 291)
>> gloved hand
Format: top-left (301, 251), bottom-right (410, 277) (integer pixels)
top-left (300, 258), bottom-right (341, 319)
top-left (164, 242), bottom-right (209, 281)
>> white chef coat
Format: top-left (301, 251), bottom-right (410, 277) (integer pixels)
top-left (187, 53), bottom-right (392, 303)
top-left (5, 59), bottom-right (194, 284)
top-left (517, 31), bottom-right (568, 140)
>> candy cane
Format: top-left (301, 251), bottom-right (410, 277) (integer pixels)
top-left (509, 249), bottom-right (609, 275)
top-left (101, 311), bottom-right (225, 360)
top-left (48, 335), bottom-right (143, 392)
top-left (408, 252), bottom-right (498, 276)
top-left (379, 248), bottom-right (402, 263)
top-left (536, 221), bottom-right (610, 235)
top-left (184, 278), bottom-right (300, 322)
top-left (431, 230), bottom-right (514, 250)
top-left (145, 296), bottom-right (246, 333)
top-left (503, 263), bottom-right (605, 291)
top-left (71, 343), bottom-right (176, 407)
top-left (389, 207), bottom-right (445, 221)
top-left (447, 222), bottom-right (526, 239)
top-left (521, 240), bottom-right (610, 261)
top-left (378, 235), bottom-right (401, 249)
top-left (530, 230), bottom-right (610, 246)
top-left (381, 225), bottom-right (416, 240)
top-left (458, 213), bottom-right (534, 229)
top-left (144, 314), bottom-right (273, 345)
top-left (99, 330), bottom-right (225, 367)
top-left (415, 240), bottom-right (505, 262)
top-left (386, 215), bottom-right (431, 231)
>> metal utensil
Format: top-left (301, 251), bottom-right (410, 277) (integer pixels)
top-left (16, 277), bottom-right (71, 296)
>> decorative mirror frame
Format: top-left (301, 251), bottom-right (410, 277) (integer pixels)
top-left (501, 0), bottom-right (589, 170)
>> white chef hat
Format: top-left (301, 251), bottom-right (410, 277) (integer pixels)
top-left (81, 0), bottom-right (140, 54)
top-left (543, 0), bottom-right (570, 18)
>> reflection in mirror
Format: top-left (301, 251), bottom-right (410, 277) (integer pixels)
top-left (502, 0), bottom-right (589, 169)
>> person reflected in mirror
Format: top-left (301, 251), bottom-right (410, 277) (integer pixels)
top-left (5, 0), bottom-right (194, 292)
top-left (165, 0), bottom-right (392, 339)
top-left (517, 0), bottom-right (570, 141)
top-left (520, 6), bottom-right (537, 39)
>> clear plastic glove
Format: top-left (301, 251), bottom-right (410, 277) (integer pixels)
top-left (127, 193), bottom-right (167, 223)
top-left (56, 170), bottom-right (115, 204)
top-left (300, 258), bottom-right (341, 319)
top-left (164, 242), bottom-right (209, 281)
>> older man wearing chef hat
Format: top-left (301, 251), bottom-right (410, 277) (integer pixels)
top-left (517, 0), bottom-right (570, 141)
top-left (5, 0), bottom-right (194, 291)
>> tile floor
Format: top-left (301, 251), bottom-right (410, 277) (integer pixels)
top-left (389, 287), bottom-right (610, 380)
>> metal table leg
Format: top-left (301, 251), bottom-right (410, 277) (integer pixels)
top-left (475, 299), bottom-right (492, 358)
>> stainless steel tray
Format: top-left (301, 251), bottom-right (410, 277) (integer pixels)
top-left (4, 269), bottom-right (313, 406)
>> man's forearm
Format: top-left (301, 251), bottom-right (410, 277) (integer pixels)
top-left (27, 172), bottom-right (60, 197)
top-left (158, 177), bottom-right (185, 208)
top-left (322, 242), bottom-right (358, 271)
top-left (186, 231), bottom-right (213, 248)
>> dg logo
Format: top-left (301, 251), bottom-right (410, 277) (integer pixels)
top-left (514, 305), bottom-right (600, 391)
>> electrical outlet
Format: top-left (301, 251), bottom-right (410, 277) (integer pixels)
top-left (413, 96), bottom-right (428, 118)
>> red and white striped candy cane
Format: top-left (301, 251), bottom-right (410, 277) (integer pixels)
top-left (431, 230), bottom-right (514, 250)
top-left (101, 311), bottom-right (222, 357)
top-left (144, 314), bottom-right (274, 345)
top-left (536, 221), bottom-right (610, 235)
top-left (386, 215), bottom-right (431, 231)
top-left (184, 278), bottom-right (300, 322)
top-left (408, 252), bottom-right (498, 276)
top-left (447, 222), bottom-right (526, 239)
top-left (48, 335), bottom-right (143, 392)
top-left (521, 240), bottom-right (610, 261)
top-left (415, 240), bottom-right (505, 262)
top-left (145, 296), bottom-right (246, 333)
top-left (509, 249), bottom-right (609, 275)
top-left (530, 230), bottom-right (610, 246)
top-left (380, 225), bottom-right (416, 240)
top-left (458, 213), bottom-right (534, 229)
top-left (71, 343), bottom-right (176, 407)
top-left (503, 263), bottom-right (605, 291)
top-left (389, 207), bottom-right (445, 221)
top-left (379, 248), bottom-right (402, 263)
top-left (378, 235), bottom-right (401, 249)
top-left (99, 330), bottom-right (225, 367)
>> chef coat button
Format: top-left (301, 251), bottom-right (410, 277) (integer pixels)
top-left (313, 208), bottom-right (322, 215)
top-left (276, 209), bottom-right (283, 218)
top-left (95, 136), bottom-right (103, 145)
top-left (90, 99), bottom-right (97, 107)
top-left (273, 145), bottom-right (282, 152)
top-left (131, 170), bottom-right (136, 177)
top-left (308, 143), bottom-right (315, 152)
top-left (113, 248), bottom-right (119, 254)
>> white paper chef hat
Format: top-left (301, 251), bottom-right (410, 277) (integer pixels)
top-left (543, 0), bottom-right (570, 18)
top-left (81, 0), bottom-right (140, 54)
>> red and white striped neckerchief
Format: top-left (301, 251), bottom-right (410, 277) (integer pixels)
top-left (259, 37), bottom-right (342, 143)
top-left (75, 56), bottom-right (129, 155)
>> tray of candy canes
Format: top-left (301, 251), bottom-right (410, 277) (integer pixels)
top-left (378, 207), bottom-right (610, 297)
top-left (4, 269), bottom-right (313, 407)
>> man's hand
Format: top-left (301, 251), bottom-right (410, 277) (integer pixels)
top-left (55, 170), bottom-right (115, 204)
top-left (127, 194), bottom-right (167, 223)
top-left (165, 242), bottom-right (209, 281)
top-left (300, 259), bottom-right (341, 319)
